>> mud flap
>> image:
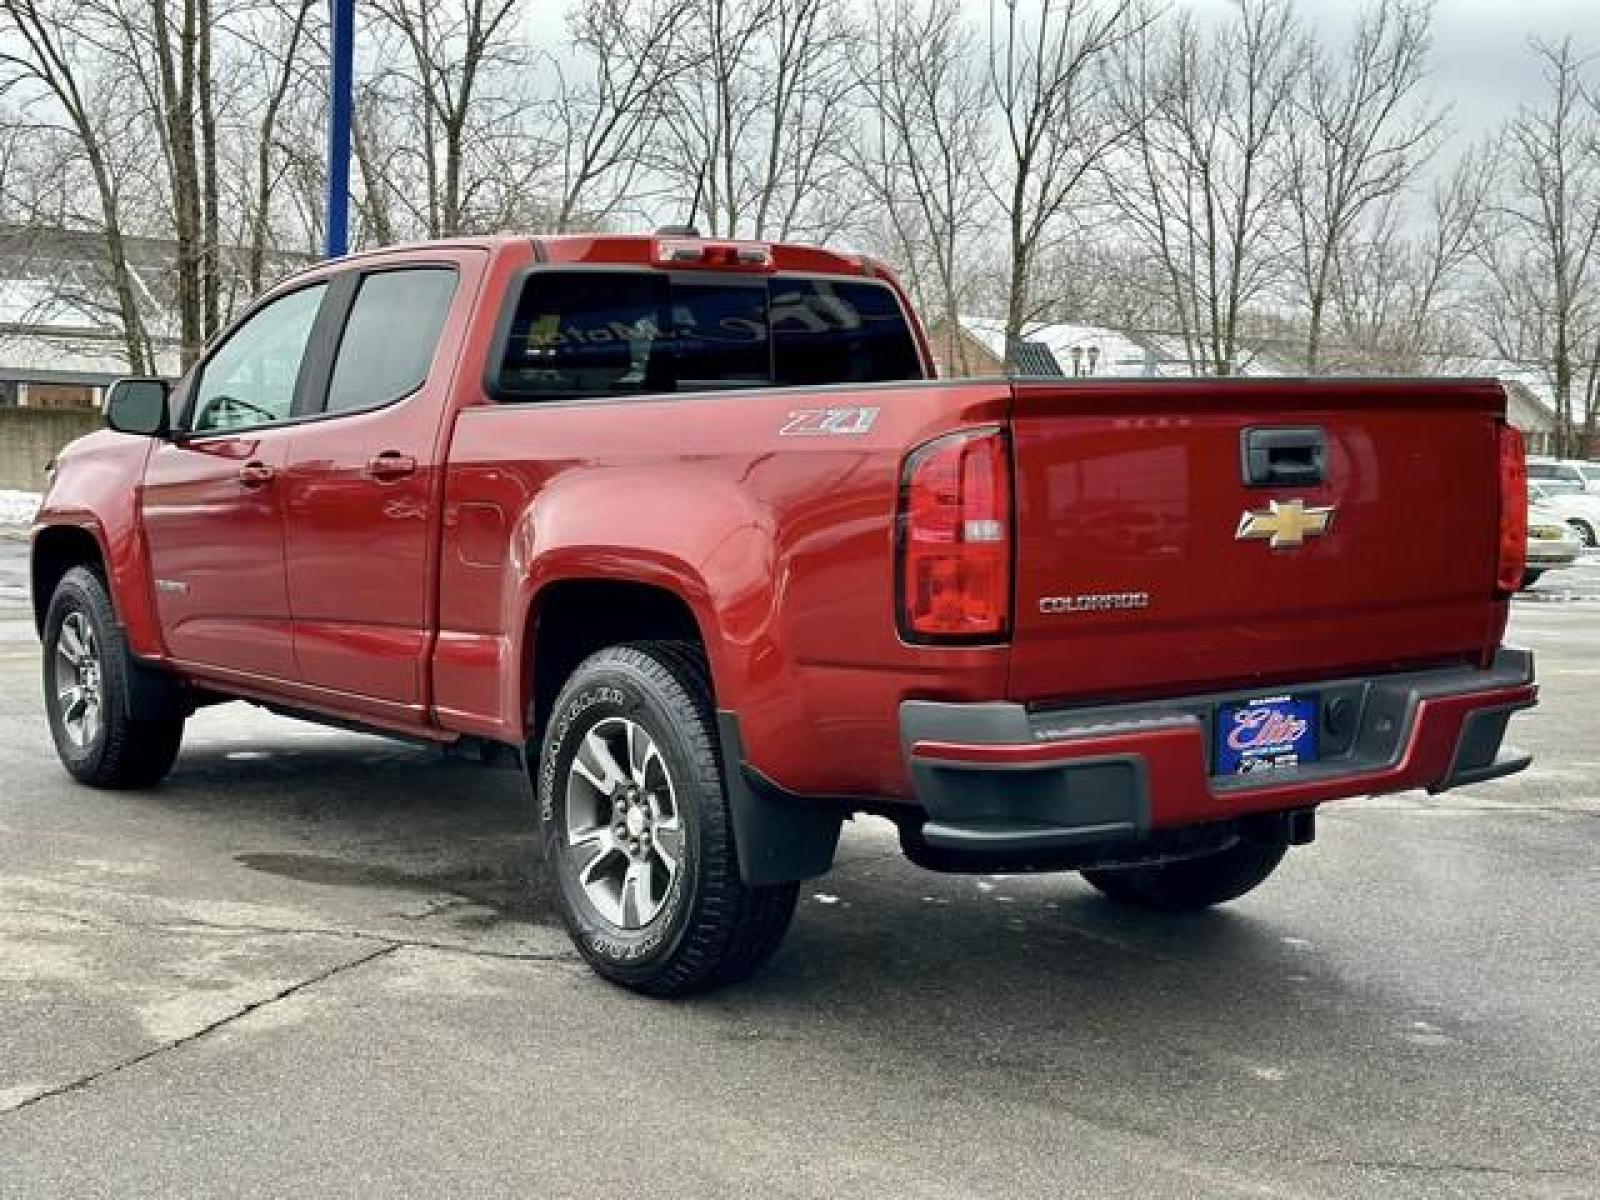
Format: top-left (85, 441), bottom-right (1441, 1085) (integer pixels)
top-left (121, 629), bottom-right (187, 721)
top-left (716, 712), bottom-right (843, 886)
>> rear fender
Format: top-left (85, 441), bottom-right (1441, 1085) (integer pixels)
top-left (508, 479), bottom-right (843, 883)
top-left (507, 473), bottom-right (778, 734)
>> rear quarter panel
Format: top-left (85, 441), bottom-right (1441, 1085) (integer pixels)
top-left (435, 381), bottom-right (1010, 800)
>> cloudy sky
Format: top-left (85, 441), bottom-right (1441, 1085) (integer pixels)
top-left (1423, 0), bottom-right (1597, 135)
top-left (1183, 0), bottom-right (1599, 145)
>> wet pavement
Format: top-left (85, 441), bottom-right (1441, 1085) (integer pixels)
top-left (0, 540), bottom-right (1597, 1197)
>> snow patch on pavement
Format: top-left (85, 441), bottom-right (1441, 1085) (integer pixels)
top-left (0, 490), bottom-right (40, 527)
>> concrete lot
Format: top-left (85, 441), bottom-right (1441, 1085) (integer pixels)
top-left (1, 539), bottom-right (1598, 1198)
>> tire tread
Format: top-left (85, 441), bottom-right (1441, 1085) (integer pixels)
top-left (45, 567), bottom-right (184, 790)
top-left (543, 640), bottom-right (797, 996)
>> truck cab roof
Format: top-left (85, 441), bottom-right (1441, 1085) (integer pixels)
top-left (305, 232), bottom-right (881, 282)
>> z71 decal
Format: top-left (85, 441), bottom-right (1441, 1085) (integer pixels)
top-left (779, 406), bottom-right (880, 437)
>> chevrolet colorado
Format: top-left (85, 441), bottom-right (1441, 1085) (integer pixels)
top-left (32, 232), bottom-right (1537, 994)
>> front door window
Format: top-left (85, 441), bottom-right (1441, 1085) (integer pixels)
top-left (190, 284), bottom-right (327, 433)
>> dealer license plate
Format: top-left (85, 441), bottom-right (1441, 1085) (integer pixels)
top-left (1215, 695), bottom-right (1319, 776)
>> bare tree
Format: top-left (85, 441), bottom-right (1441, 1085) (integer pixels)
top-left (1286, 0), bottom-right (1442, 372)
top-left (986, 0), bottom-right (1139, 368)
top-left (1327, 141), bottom-right (1496, 370)
top-left (661, 0), bottom-right (856, 240)
top-left (352, 77), bottom-right (403, 244)
top-left (546, 0), bottom-right (692, 232)
top-left (1025, 236), bottom-right (1175, 335)
top-left (0, 0), bottom-right (154, 371)
top-left (235, 0), bottom-right (317, 290)
top-left (117, 0), bottom-right (223, 363)
top-left (854, 0), bottom-right (993, 374)
top-left (369, 0), bottom-right (534, 237)
top-left (1479, 38), bottom-right (1600, 454)
top-left (1108, 0), bottom-right (1305, 375)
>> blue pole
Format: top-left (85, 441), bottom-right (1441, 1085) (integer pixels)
top-left (325, 0), bottom-right (355, 258)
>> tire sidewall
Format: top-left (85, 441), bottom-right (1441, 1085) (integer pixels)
top-left (537, 654), bottom-right (707, 977)
top-left (42, 569), bottom-right (117, 777)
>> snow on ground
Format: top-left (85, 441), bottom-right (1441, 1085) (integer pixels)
top-left (0, 490), bottom-right (41, 527)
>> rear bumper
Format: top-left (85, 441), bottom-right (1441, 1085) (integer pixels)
top-left (900, 649), bottom-right (1536, 856)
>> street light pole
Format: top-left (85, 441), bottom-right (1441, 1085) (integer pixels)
top-left (325, 0), bottom-right (355, 258)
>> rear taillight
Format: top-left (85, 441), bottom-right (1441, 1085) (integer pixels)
top-left (1496, 423), bottom-right (1528, 596)
top-left (897, 428), bottom-right (1012, 641)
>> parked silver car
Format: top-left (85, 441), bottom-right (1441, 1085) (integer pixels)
top-left (1528, 479), bottom-right (1600, 548)
top-left (1527, 456), bottom-right (1600, 494)
top-left (1524, 500), bottom-right (1583, 589)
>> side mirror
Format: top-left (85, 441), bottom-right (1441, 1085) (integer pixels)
top-left (105, 378), bottom-right (171, 438)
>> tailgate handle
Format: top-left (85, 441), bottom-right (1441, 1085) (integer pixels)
top-left (1243, 427), bottom-right (1326, 487)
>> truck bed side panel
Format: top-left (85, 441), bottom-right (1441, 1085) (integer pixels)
top-left (435, 381), bottom-right (1010, 799)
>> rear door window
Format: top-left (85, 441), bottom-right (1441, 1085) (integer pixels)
top-left (326, 268), bottom-right (458, 414)
top-left (494, 271), bottom-right (922, 400)
top-left (326, 265), bottom-right (457, 416)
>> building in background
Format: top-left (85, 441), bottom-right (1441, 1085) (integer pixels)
top-left (927, 315), bottom-right (1299, 379)
top-left (0, 224), bottom-right (281, 411)
top-left (1496, 380), bottom-right (1561, 456)
top-left (0, 271), bottom-right (166, 411)
top-left (0, 226), bottom-right (186, 487)
top-left (929, 314), bottom-right (1565, 455)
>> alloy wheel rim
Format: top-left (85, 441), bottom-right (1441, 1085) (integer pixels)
top-left (55, 611), bottom-right (103, 749)
top-left (563, 716), bottom-right (684, 929)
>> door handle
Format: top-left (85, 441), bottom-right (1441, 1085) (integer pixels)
top-left (1242, 427), bottom-right (1327, 487)
top-left (364, 452), bottom-right (418, 481)
top-left (238, 461), bottom-right (275, 487)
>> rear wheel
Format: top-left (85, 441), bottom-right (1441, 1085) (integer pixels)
top-left (1080, 833), bottom-right (1288, 912)
top-left (1568, 520), bottom-right (1597, 549)
top-left (43, 567), bottom-right (185, 788)
top-left (1521, 570), bottom-right (1543, 590)
top-left (536, 641), bottom-right (798, 996)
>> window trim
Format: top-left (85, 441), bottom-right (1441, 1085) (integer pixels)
top-left (180, 278), bottom-right (334, 438)
top-left (481, 264), bottom-right (927, 405)
top-left (179, 261), bottom-right (465, 440)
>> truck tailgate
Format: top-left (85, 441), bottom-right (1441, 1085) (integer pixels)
top-left (1007, 378), bottom-right (1508, 706)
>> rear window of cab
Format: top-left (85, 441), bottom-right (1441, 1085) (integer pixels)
top-left (491, 270), bottom-right (924, 400)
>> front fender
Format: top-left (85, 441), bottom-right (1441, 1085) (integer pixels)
top-left (32, 431), bottom-right (163, 657)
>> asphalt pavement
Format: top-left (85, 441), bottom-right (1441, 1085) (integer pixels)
top-left (1, 537), bottom-right (1598, 1198)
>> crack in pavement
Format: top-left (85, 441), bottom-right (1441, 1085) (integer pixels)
top-left (1305, 1156), bottom-right (1587, 1180)
top-left (0, 943), bottom-right (400, 1118)
top-left (0, 903), bottom-right (580, 966)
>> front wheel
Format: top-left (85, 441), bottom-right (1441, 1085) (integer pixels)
top-left (43, 567), bottom-right (185, 788)
top-left (1568, 520), bottom-right (1597, 549)
top-left (536, 642), bottom-right (798, 996)
top-left (1080, 833), bottom-right (1287, 912)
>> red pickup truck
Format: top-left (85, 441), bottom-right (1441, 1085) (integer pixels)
top-left (33, 232), bottom-right (1537, 994)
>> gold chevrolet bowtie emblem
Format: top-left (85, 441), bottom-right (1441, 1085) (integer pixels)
top-left (1235, 499), bottom-right (1334, 548)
